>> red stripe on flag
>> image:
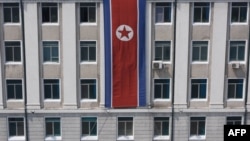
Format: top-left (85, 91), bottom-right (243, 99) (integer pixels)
top-left (112, 0), bottom-right (138, 108)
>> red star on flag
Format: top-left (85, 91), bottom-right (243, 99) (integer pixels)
top-left (118, 26), bottom-right (131, 39)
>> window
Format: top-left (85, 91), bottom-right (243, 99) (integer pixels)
top-left (154, 117), bottom-right (169, 138)
top-left (44, 79), bottom-right (60, 99)
top-left (190, 117), bottom-right (206, 137)
top-left (227, 117), bottom-right (242, 125)
top-left (82, 117), bottom-right (97, 137)
top-left (3, 3), bottom-right (20, 23)
top-left (154, 79), bottom-right (170, 99)
top-left (43, 41), bottom-right (59, 63)
top-left (42, 3), bottom-right (58, 23)
top-left (45, 118), bottom-right (61, 137)
top-left (155, 3), bottom-right (171, 23)
top-left (192, 41), bottom-right (208, 62)
top-left (191, 79), bottom-right (207, 99)
top-left (80, 3), bottom-right (96, 23)
top-left (193, 2), bottom-right (210, 23)
top-left (227, 79), bottom-right (244, 99)
top-left (8, 118), bottom-right (24, 137)
top-left (118, 117), bottom-right (133, 139)
top-left (154, 41), bottom-right (171, 61)
top-left (229, 41), bottom-right (245, 61)
top-left (6, 80), bottom-right (22, 99)
top-left (81, 79), bottom-right (96, 99)
top-left (231, 2), bottom-right (247, 23)
top-left (80, 41), bottom-right (96, 62)
top-left (5, 41), bottom-right (21, 62)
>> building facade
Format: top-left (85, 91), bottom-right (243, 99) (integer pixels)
top-left (0, 0), bottom-right (250, 141)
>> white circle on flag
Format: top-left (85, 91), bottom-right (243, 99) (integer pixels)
top-left (116, 25), bottom-right (134, 41)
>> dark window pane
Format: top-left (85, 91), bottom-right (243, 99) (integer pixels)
top-left (14, 47), bottom-right (21, 61)
top-left (89, 85), bottom-right (96, 99)
top-left (7, 85), bottom-right (15, 99)
top-left (89, 7), bottom-right (96, 22)
top-left (155, 47), bottom-right (162, 60)
top-left (164, 7), bottom-right (171, 22)
top-left (46, 122), bottom-right (53, 135)
top-left (192, 47), bottom-right (200, 61)
top-left (200, 47), bottom-right (208, 61)
top-left (163, 46), bottom-right (170, 61)
top-left (155, 7), bottom-right (163, 22)
top-left (238, 46), bottom-right (245, 61)
top-left (126, 122), bottom-right (133, 135)
top-left (42, 7), bottom-right (50, 22)
top-left (202, 7), bottom-right (209, 22)
top-left (82, 122), bottom-right (89, 135)
top-left (12, 8), bottom-right (20, 23)
top-left (191, 85), bottom-right (199, 98)
top-left (9, 122), bottom-right (16, 136)
top-left (240, 7), bottom-right (247, 22)
top-left (17, 122), bottom-right (24, 136)
top-left (162, 121), bottom-right (169, 135)
top-left (198, 121), bottom-right (205, 135)
top-left (54, 122), bottom-right (60, 136)
top-left (4, 8), bottom-right (11, 22)
top-left (81, 47), bottom-right (88, 61)
top-left (230, 47), bottom-right (237, 61)
top-left (154, 85), bottom-right (162, 98)
top-left (118, 122), bottom-right (125, 136)
top-left (16, 85), bottom-right (23, 99)
top-left (194, 8), bottom-right (201, 22)
top-left (228, 84), bottom-right (235, 98)
top-left (190, 122), bottom-right (197, 135)
top-left (90, 122), bottom-right (97, 135)
top-left (154, 122), bottom-right (161, 135)
top-left (200, 84), bottom-right (206, 98)
top-left (6, 47), bottom-right (13, 61)
top-left (51, 7), bottom-right (58, 22)
top-left (53, 84), bottom-right (60, 99)
top-left (231, 8), bottom-right (239, 22)
top-left (89, 47), bottom-right (96, 61)
top-left (44, 47), bottom-right (51, 62)
top-left (44, 85), bottom-right (51, 99)
top-left (82, 85), bottom-right (89, 99)
top-left (236, 84), bottom-right (243, 98)
top-left (162, 84), bottom-right (169, 98)
top-left (81, 8), bottom-right (88, 22)
top-left (52, 47), bottom-right (58, 61)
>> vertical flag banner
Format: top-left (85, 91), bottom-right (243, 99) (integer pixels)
top-left (104, 0), bottom-right (146, 108)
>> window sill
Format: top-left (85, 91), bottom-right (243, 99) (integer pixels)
top-left (45, 136), bottom-right (62, 141)
top-left (4, 23), bottom-right (21, 26)
top-left (81, 136), bottom-right (98, 140)
top-left (7, 99), bottom-right (24, 102)
top-left (42, 23), bottom-right (59, 26)
top-left (5, 62), bottom-right (22, 65)
top-left (44, 99), bottom-right (61, 102)
top-left (190, 99), bottom-right (207, 101)
top-left (117, 136), bottom-right (134, 140)
top-left (80, 23), bottom-right (97, 26)
top-left (231, 22), bottom-right (248, 25)
top-left (155, 22), bottom-right (172, 25)
top-left (153, 135), bottom-right (170, 140)
top-left (43, 62), bottom-right (60, 65)
top-left (81, 62), bottom-right (97, 65)
top-left (8, 136), bottom-right (25, 141)
top-left (81, 99), bottom-right (97, 102)
top-left (228, 61), bottom-right (245, 64)
top-left (192, 23), bottom-right (210, 26)
top-left (189, 135), bottom-right (206, 140)
top-left (191, 62), bottom-right (209, 64)
top-left (154, 99), bottom-right (170, 102)
top-left (227, 99), bottom-right (244, 101)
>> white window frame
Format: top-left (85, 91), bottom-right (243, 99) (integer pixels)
top-left (42, 40), bottom-right (60, 64)
top-left (3, 3), bottom-right (20, 24)
top-left (226, 78), bottom-right (245, 101)
top-left (190, 78), bottom-right (208, 101)
top-left (80, 78), bottom-right (98, 102)
top-left (153, 78), bottom-right (171, 101)
top-left (7, 116), bottom-right (25, 141)
top-left (189, 116), bottom-right (206, 140)
top-left (117, 117), bottom-right (134, 140)
top-left (154, 40), bottom-right (172, 63)
top-left (153, 117), bottom-right (170, 140)
top-left (43, 79), bottom-right (61, 101)
top-left (41, 3), bottom-right (59, 25)
top-left (228, 40), bottom-right (247, 64)
top-left (80, 40), bottom-right (97, 64)
top-left (192, 2), bottom-right (211, 25)
top-left (6, 78), bottom-right (23, 101)
top-left (81, 116), bottom-right (98, 140)
top-left (230, 2), bottom-right (249, 25)
top-left (79, 2), bottom-right (97, 25)
top-left (154, 2), bottom-right (173, 25)
top-left (44, 117), bottom-right (62, 141)
top-left (4, 40), bottom-right (22, 65)
top-left (191, 40), bottom-right (209, 64)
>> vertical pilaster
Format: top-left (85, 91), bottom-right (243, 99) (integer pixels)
top-left (174, 3), bottom-right (190, 109)
top-left (100, 2), bottom-right (105, 108)
top-left (210, 3), bottom-right (228, 108)
top-left (62, 3), bottom-right (77, 109)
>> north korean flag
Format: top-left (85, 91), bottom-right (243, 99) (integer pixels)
top-left (104, 0), bottom-right (146, 108)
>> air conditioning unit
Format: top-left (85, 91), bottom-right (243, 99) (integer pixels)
top-left (152, 61), bottom-right (163, 69)
top-left (232, 63), bottom-right (240, 69)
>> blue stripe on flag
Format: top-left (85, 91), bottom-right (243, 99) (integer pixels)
top-left (139, 0), bottom-right (146, 106)
top-left (104, 0), bottom-right (111, 108)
